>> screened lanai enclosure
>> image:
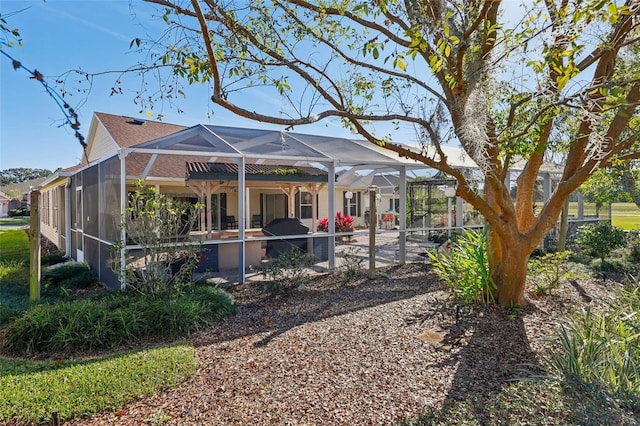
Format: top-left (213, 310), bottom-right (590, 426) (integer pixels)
top-left (64, 120), bottom-right (610, 289)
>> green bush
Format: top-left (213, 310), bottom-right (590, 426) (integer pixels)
top-left (576, 222), bottom-right (626, 262)
top-left (427, 227), bottom-right (495, 304)
top-left (257, 248), bottom-right (314, 294)
top-left (40, 252), bottom-right (68, 266)
top-left (2, 285), bottom-right (234, 355)
top-left (7, 208), bottom-right (29, 217)
top-left (41, 262), bottom-right (98, 290)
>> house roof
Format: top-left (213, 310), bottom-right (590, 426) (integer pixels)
top-left (70, 112), bottom-right (561, 184)
top-left (0, 176), bottom-right (50, 195)
top-left (94, 112), bottom-right (185, 149)
top-left (186, 162), bottom-right (329, 182)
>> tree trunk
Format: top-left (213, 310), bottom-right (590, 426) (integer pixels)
top-left (488, 228), bottom-right (530, 308)
top-left (557, 200), bottom-right (569, 251)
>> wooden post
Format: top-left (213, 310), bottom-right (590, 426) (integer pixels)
top-left (29, 190), bottom-right (41, 302)
top-left (368, 186), bottom-right (377, 279)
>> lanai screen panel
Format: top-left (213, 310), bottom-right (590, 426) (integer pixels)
top-left (290, 134), bottom-right (408, 166)
top-left (205, 126), bottom-right (329, 159)
top-left (136, 125), bottom-right (240, 154)
top-left (99, 156), bottom-right (121, 242)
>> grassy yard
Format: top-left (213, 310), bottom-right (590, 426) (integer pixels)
top-left (567, 202), bottom-right (639, 230)
top-left (611, 202), bottom-right (640, 230)
top-left (0, 228), bottom-right (29, 263)
top-left (0, 222), bottom-right (218, 425)
top-left (0, 344), bottom-right (197, 424)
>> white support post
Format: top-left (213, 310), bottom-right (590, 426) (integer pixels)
top-left (328, 161), bottom-right (336, 270)
top-left (238, 157), bottom-right (246, 283)
top-left (119, 149), bottom-right (128, 291)
top-left (398, 166), bottom-right (407, 265)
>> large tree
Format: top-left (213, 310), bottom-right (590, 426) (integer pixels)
top-left (0, 168), bottom-right (52, 186)
top-left (135, 0), bottom-right (639, 307)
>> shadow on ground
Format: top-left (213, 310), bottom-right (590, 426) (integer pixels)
top-left (192, 263), bottom-right (446, 348)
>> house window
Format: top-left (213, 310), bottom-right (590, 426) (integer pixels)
top-left (299, 191), bottom-right (313, 219)
top-left (51, 188), bottom-right (59, 230)
top-left (42, 190), bottom-right (50, 226)
top-left (343, 191), bottom-right (361, 217)
top-left (389, 198), bottom-right (399, 213)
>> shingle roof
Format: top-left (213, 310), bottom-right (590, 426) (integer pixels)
top-left (0, 177), bottom-right (50, 194)
top-left (95, 112), bottom-right (185, 148)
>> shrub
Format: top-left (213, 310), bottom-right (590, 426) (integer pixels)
top-left (338, 247), bottom-right (365, 283)
top-left (42, 262), bottom-right (98, 290)
top-left (257, 248), bottom-right (314, 294)
top-left (2, 285), bottom-right (234, 355)
top-left (8, 208), bottom-right (29, 217)
top-left (111, 180), bottom-right (203, 296)
top-left (427, 227), bottom-right (495, 304)
top-left (40, 253), bottom-right (68, 266)
top-left (576, 222), bottom-right (626, 263)
top-left (527, 251), bottom-right (573, 295)
top-left (317, 211), bottom-right (354, 233)
top-left (543, 279), bottom-right (640, 397)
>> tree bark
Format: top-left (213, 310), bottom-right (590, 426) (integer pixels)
top-left (557, 199), bottom-right (569, 252)
top-left (490, 236), bottom-right (530, 308)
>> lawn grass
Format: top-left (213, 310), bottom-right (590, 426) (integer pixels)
top-left (611, 202), bottom-right (640, 230)
top-left (0, 343), bottom-right (197, 424)
top-left (0, 229), bottom-right (29, 263)
top-left (567, 202), bottom-right (639, 230)
top-left (0, 217), bottom-right (29, 229)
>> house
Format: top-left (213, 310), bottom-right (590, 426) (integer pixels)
top-left (38, 112), bottom-right (586, 289)
top-left (0, 176), bottom-right (51, 216)
top-left (38, 112), bottom-right (440, 288)
top-left (0, 191), bottom-right (10, 217)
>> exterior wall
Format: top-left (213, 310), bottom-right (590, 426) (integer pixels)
top-left (38, 181), bottom-right (68, 251)
top-left (0, 200), bottom-right (8, 217)
top-left (333, 188), bottom-right (366, 228)
top-left (87, 121), bottom-right (119, 163)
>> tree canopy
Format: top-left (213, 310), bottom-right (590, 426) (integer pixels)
top-left (0, 168), bottom-right (52, 186)
top-left (132, 0), bottom-right (639, 306)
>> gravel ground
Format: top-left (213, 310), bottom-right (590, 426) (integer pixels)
top-left (68, 263), bottom-right (622, 426)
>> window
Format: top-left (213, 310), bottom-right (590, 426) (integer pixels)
top-left (52, 187), bottom-right (59, 230)
top-left (343, 191), bottom-right (361, 217)
top-left (42, 191), bottom-right (50, 226)
top-left (299, 191), bottom-right (313, 219)
top-left (389, 198), bottom-right (399, 213)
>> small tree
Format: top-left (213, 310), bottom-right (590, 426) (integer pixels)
top-left (112, 180), bottom-right (202, 295)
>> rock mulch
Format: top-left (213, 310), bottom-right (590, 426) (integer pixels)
top-left (70, 263), bottom-right (620, 425)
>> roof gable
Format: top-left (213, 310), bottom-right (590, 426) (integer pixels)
top-left (94, 112), bottom-right (185, 149)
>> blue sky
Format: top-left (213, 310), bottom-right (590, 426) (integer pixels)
top-left (0, 0), bottom-right (361, 172)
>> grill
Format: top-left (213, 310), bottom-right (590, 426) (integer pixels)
top-left (262, 218), bottom-right (309, 258)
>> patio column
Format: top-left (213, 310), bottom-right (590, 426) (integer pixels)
top-left (119, 149), bottom-right (128, 291)
top-left (238, 157), bottom-right (246, 283)
top-left (398, 166), bottom-right (407, 265)
top-left (279, 183), bottom-right (299, 218)
top-left (328, 161), bottom-right (336, 270)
